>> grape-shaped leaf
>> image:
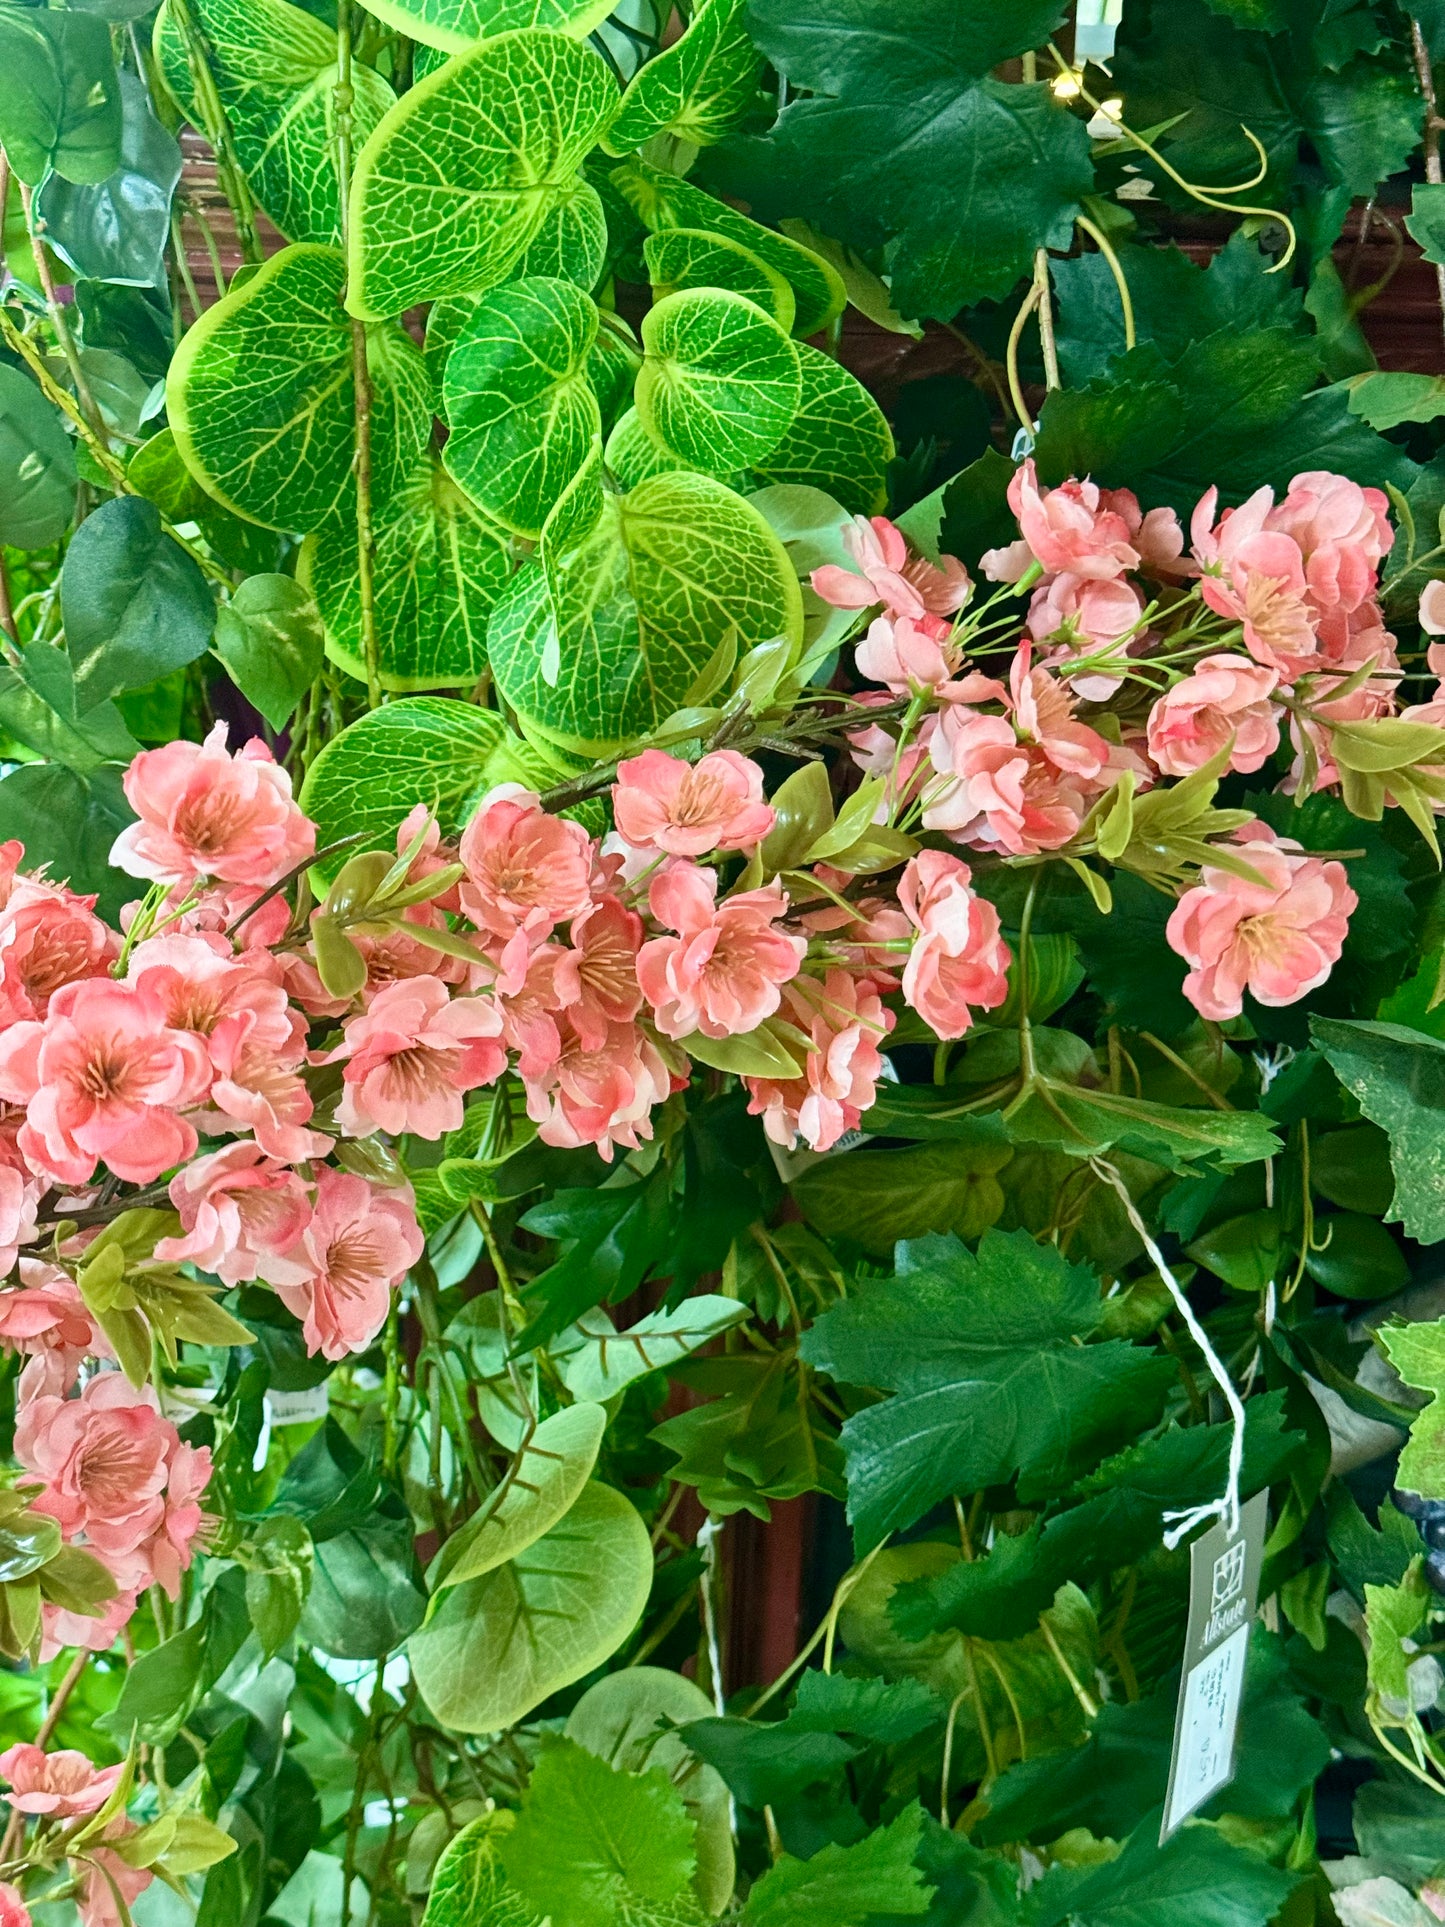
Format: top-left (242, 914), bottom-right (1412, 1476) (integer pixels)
top-left (636, 289), bottom-right (800, 475)
top-left (644, 227), bottom-right (795, 331)
top-left (518, 172), bottom-right (607, 287)
top-left (604, 407), bottom-right (694, 491)
top-left (409, 1482), bottom-right (652, 1734)
top-left (488, 453), bottom-right (802, 755)
top-left (347, 29), bottom-right (618, 320)
top-left (604, 0), bottom-right (760, 155)
top-left (750, 340), bottom-right (894, 517)
top-left (358, 0), bottom-right (614, 60)
top-left (611, 155), bottom-right (844, 338)
top-left (300, 456), bottom-right (510, 689)
top-left (443, 275), bottom-right (602, 539)
top-left (168, 244), bottom-right (431, 533)
top-left (154, 0), bottom-right (393, 245)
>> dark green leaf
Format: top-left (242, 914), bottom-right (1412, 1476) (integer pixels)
top-left (35, 71), bottom-right (181, 286)
top-left (0, 364), bottom-right (77, 551)
top-left (0, 3), bottom-right (122, 185)
top-left (0, 762), bottom-right (134, 920)
top-left (213, 574), bottom-right (325, 730)
top-left (98, 1568), bottom-right (249, 1745)
top-left (60, 496), bottom-right (216, 711)
top-left (742, 1802), bottom-right (932, 1927)
top-left (1312, 1018), bottom-right (1445, 1244)
top-left (1024, 1810), bottom-right (1297, 1927)
top-left (790, 1136), bottom-right (1013, 1253)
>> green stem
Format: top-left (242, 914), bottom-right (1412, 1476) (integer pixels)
top-left (167, 0), bottom-right (263, 264)
top-left (333, 0), bottom-right (381, 709)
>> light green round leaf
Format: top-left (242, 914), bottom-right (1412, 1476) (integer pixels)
top-left (604, 0), bottom-right (760, 156)
top-left (430, 1402), bottom-right (607, 1593)
top-left (0, 6), bottom-right (122, 186)
top-left (0, 364), bottom-right (77, 550)
top-left (60, 496), bottom-right (216, 711)
top-left (612, 155), bottom-right (844, 339)
top-left (747, 481), bottom-right (859, 655)
top-left (604, 407), bottom-right (693, 491)
top-left (358, 0), bottom-right (614, 60)
top-left (443, 276), bottom-right (602, 539)
top-left (589, 314), bottom-right (642, 435)
top-left (750, 340), bottom-right (894, 517)
top-left (644, 227), bottom-right (795, 332)
top-left (212, 575), bottom-right (325, 730)
top-left (168, 244), bottom-right (432, 533)
top-left (517, 172), bottom-right (607, 288)
top-left (301, 457), bottom-right (510, 690)
top-left (565, 1668), bottom-right (735, 1916)
top-left (300, 695), bottom-right (510, 876)
top-left (155, 0), bottom-right (393, 245)
top-left (636, 289), bottom-right (800, 476)
top-left (127, 427), bottom-right (212, 523)
top-left (347, 30), bottom-right (619, 320)
top-left (427, 293), bottom-right (482, 400)
top-left (422, 1813), bottom-right (540, 1927)
top-left (489, 456), bottom-right (803, 754)
top-left (409, 1481), bottom-right (652, 1733)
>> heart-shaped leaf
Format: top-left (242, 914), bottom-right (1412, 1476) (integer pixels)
top-left (604, 0), bottom-right (760, 155)
top-left (517, 172), bottom-right (607, 288)
top-left (357, 0), bottom-right (615, 61)
top-left (635, 288), bottom-right (800, 475)
top-left (60, 497), bottom-right (216, 711)
top-left (0, 6), bottom-right (122, 186)
top-left (36, 72), bottom-right (182, 287)
top-left (644, 227), bottom-right (796, 331)
top-left (0, 365), bottom-right (77, 550)
top-left (212, 574), bottom-right (325, 729)
top-left (750, 340), bottom-right (894, 517)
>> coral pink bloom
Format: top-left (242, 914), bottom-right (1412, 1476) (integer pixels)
top-left (1419, 578), bottom-right (1445, 635)
top-left (1028, 572), bottom-right (1145, 698)
top-left (156, 1142), bottom-right (313, 1287)
top-left (496, 945), bottom-right (566, 1081)
top-left (127, 935), bottom-right (303, 1063)
top-left (1147, 655), bottom-right (1281, 777)
top-left (0, 1880), bottom-right (29, 1927)
top-left (1009, 645), bottom-right (1116, 783)
top-left (0, 1745), bottom-right (122, 1818)
top-left (40, 1590), bottom-right (135, 1665)
top-left (205, 1017), bottom-right (329, 1164)
top-left (0, 880), bottom-right (118, 1024)
top-left (1267, 470), bottom-right (1392, 612)
top-left (898, 852), bottom-right (1012, 1039)
top-left (15, 1375), bottom-right (211, 1597)
top-left (745, 970), bottom-right (894, 1153)
top-left (75, 1825), bottom-right (152, 1927)
top-left (112, 722), bottom-right (315, 889)
top-left (984, 461), bottom-right (1180, 582)
top-left (458, 789), bottom-right (593, 945)
top-left (924, 711), bottom-right (1086, 855)
top-left (637, 865), bottom-right (805, 1040)
top-left (800, 887), bottom-right (911, 993)
top-left (0, 1260), bottom-right (102, 1374)
top-left (553, 895), bottom-right (644, 1049)
top-left (613, 749), bottom-right (775, 857)
top-left (1165, 824), bottom-right (1356, 1020)
top-left (0, 1167), bottom-right (39, 1275)
top-left (855, 614), bottom-right (962, 694)
top-left (335, 977), bottom-right (506, 1139)
top-left (0, 978), bottom-right (212, 1187)
top-left (811, 514), bottom-right (970, 628)
top-left (269, 1169), bottom-right (423, 1361)
top-left (525, 1017), bottom-right (674, 1161)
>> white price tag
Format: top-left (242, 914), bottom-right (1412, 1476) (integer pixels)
top-left (265, 1383), bottom-right (331, 1426)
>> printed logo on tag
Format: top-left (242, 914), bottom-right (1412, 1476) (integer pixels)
top-left (1161, 1489), bottom-right (1268, 1840)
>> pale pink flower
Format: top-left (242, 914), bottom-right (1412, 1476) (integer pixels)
top-left (205, 1017), bottom-right (330, 1164)
top-left (40, 1591), bottom-right (135, 1665)
top-left (0, 978), bottom-right (212, 1187)
top-left (552, 895), bottom-right (644, 1049)
top-left (1147, 655), bottom-right (1281, 777)
top-left (525, 1016), bottom-right (675, 1161)
top-left (74, 1824), bottom-right (152, 1927)
top-left (637, 865), bottom-right (805, 1040)
top-left (1419, 578), bottom-right (1445, 635)
top-left (496, 945), bottom-right (566, 1081)
top-left (0, 1260), bottom-right (102, 1371)
top-left (811, 514), bottom-right (970, 629)
top-left (924, 711), bottom-right (1086, 854)
top-left (127, 935), bottom-right (302, 1064)
top-left (898, 851), bottom-right (1012, 1039)
top-left (855, 615), bottom-right (962, 694)
top-left (0, 1167), bottom-right (39, 1276)
top-left (112, 722), bottom-right (315, 888)
top-left (1165, 823), bottom-right (1356, 1020)
top-left (800, 887), bottom-right (911, 993)
top-left (745, 970), bottom-right (893, 1152)
top-left (0, 1745), bottom-right (122, 1818)
top-left (458, 790), bottom-right (593, 945)
top-left (983, 461), bottom-right (1180, 582)
top-left (0, 881), bottom-right (118, 1024)
top-left (156, 1142), bottom-right (313, 1287)
top-left (268, 1169), bottom-right (423, 1361)
top-left (1028, 572), bottom-right (1146, 698)
top-left (613, 749), bottom-right (775, 857)
top-left (335, 977), bottom-right (506, 1139)
top-left (0, 846), bottom-right (22, 912)
top-left (1420, 1884), bottom-right (1445, 1922)
top-left (0, 1880), bottom-right (29, 1927)
top-left (1267, 470), bottom-right (1392, 612)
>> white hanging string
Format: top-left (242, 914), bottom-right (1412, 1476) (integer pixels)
top-left (1091, 1158), bottom-right (1245, 1544)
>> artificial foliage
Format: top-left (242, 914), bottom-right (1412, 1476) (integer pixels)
top-left (2, 2), bottom-right (1445, 1925)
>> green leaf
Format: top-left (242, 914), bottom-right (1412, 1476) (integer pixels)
top-left (60, 496), bottom-right (216, 711)
top-left (213, 574), bottom-right (325, 729)
top-left (1303, 1212), bottom-right (1409, 1301)
top-left (347, 30), bottom-right (619, 320)
top-left (156, 0), bottom-right (393, 245)
top-left (644, 228), bottom-right (797, 332)
top-left (635, 289), bottom-right (800, 476)
top-left (748, 341), bottom-right (893, 519)
top-left (791, 1134), bottom-right (1013, 1253)
top-left (244, 1514), bottom-right (314, 1659)
top-left (99, 1569), bottom-right (249, 1745)
top-left (0, 3), bottom-right (122, 185)
top-left (555, 1296), bottom-right (751, 1403)
top-left (710, 0), bottom-right (1094, 321)
top-left (1348, 372), bottom-right (1445, 431)
top-left (610, 156), bottom-right (845, 339)
top-left (298, 696), bottom-right (511, 881)
top-left (1377, 1318), bottom-right (1445, 1496)
top-left (300, 1511), bottom-right (427, 1661)
top-left (168, 243), bottom-right (432, 533)
top-left (301, 456), bottom-right (510, 689)
top-left (518, 171), bottom-right (608, 287)
top-left (1312, 1018), bottom-right (1445, 1245)
top-left (1004, 1078), bottom-right (1280, 1173)
top-left (1364, 1559), bottom-right (1432, 1712)
top-left (423, 1813), bottom-right (542, 1927)
top-left (1407, 181), bottom-right (1445, 267)
top-left (429, 1402), bottom-right (607, 1592)
top-left (35, 70), bottom-right (182, 287)
top-left (409, 1481), bottom-right (653, 1733)
top-left (443, 275), bottom-right (602, 538)
top-left (604, 0), bottom-right (760, 154)
top-left (1024, 1812), bottom-right (1297, 1927)
top-left (358, 0), bottom-right (615, 61)
top-left (127, 426), bottom-right (212, 523)
top-left (504, 1737), bottom-right (698, 1927)
top-left (741, 1803), bottom-right (932, 1927)
top-left (802, 1230), bottom-right (1175, 1546)
top-left (0, 762), bottom-right (133, 919)
top-left (0, 364), bottom-right (77, 550)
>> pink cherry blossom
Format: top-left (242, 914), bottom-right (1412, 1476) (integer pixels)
top-left (1267, 470), bottom-right (1392, 612)
top-left (525, 1016), bottom-right (675, 1161)
top-left (1146, 655), bottom-right (1281, 777)
top-left (984, 461), bottom-right (1180, 582)
top-left (613, 749), bottom-right (775, 857)
top-left (0, 978), bottom-right (212, 1187)
top-left (205, 1016), bottom-right (330, 1164)
top-left (112, 722), bottom-right (315, 889)
top-left (335, 977), bottom-right (506, 1139)
top-left (0, 1166), bottom-right (39, 1276)
top-left (745, 969), bottom-right (894, 1152)
top-left (898, 851), bottom-right (1012, 1039)
top-left (1027, 572), bottom-right (1146, 698)
top-left (855, 615), bottom-right (962, 694)
top-left (1165, 823), bottom-right (1356, 1020)
top-left (74, 1824), bottom-right (152, 1927)
top-left (924, 712), bottom-right (1087, 854)
top-left (0, 1261), bottom-right (102, 1375)
top-left (637, 865), bottom-right (805, 1040)
top-left (268, 1169), bottom-right (423, 1361)
top-left (458, 790), bottom-right (593, 945)
top-left (811, 515), bottom-right (970, 628)
top-left (156, 1142), bottom-right (314, 1287)
top-left (1419, 578), bottom-right (1445, 635)
top-left (0, 1745), bottom-right (122, 1818)
top-left (0, 881), bottom-right (118, 1024)
top-left (40, 1590), bottom-right (135, 1666)
top-left (799, 887), bottom-right (911, 993)
top-left (553, 894), bottom-right (644, 1049)
top-left (0, 1880), bottom-right (29, 1927)
top-left (127, 934), bottom-right (302, 1065)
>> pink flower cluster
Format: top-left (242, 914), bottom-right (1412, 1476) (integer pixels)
top-left (0, 1745), bottom-right (149, 1926)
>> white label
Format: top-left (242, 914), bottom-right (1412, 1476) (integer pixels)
top-left (1165, 1624), bottom-right (1249, 1832)
top-left (265, 1383), bottom-right (331, 1426)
